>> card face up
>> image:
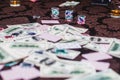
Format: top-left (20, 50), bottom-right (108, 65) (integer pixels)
top-left (41, 20), bottom-right (60, 24)
top-left (82, 52), bottom-right (112, 61)
top-left (81, 59), bottom-right (110, 71)
top-left (0, 66), bottom-right (40, 80)
top-left (0, 65), bottom-right (4, 70)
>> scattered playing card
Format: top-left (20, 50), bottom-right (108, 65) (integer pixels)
top-left (82, 52), bottom-right (112, 61)
top-left (39, 32), bottom-right (62, 42)
top-left (81, 59), bottom-right (110, 71)
top-left (41, 20), bottom-right (60, 24)
top-left (0, 64), bottom-right (4, 70)
top-left (12, 66), bottom-right (40, 80)
top-left (0, 65), bottom-right (40, 80)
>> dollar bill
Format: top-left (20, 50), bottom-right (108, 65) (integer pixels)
top-left (7, 22), bottom-right (40, 28)
top-left (66, 69), bottom-right (120, 80)
top-left (54, 42), bottom-right (81, 49)
top-left (50, 24), bottom-right (87, 36)
top-left (0, 47), bottom-right (15, 64)
top-left (59, 33), bottom-right (89, 45)
top-left (51, 48), bottom-right (81, 59)
top-left (107, 39), bottom-right (120, 58)
top-left (83, 42), bottom-right (112, 53)
top-left (0, 42), bottom-right (39, 59)
top-left (79, 35), bottom-right (114, 44)
top-left (10, 41), bottom-right (54, 50)
top-left (24, 51), bottom-right (59, 67)
top-left (108, 39), bottom-right (120, 53)
top-left (3, 26), bottom-right (21, 35)
top-left (40, 60), bottom-right (95, 78)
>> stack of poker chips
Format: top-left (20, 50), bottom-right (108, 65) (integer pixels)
top-left (77, 15), bottom-right (86, 25)
top-left (10, 0), bottom-right (20, 7)
top-left (65, 10), bottom-right (73, 22)
top-left (51, 7), bottom-right (59, 19)
top-left (110, 9), bottom-right (120, 18)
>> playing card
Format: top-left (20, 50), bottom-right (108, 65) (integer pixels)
top-left (39, 32), bottom-right (62, 42)
top-left (12, 65), bottom-right (40, 80)
top-left (0, 64), bottom-right (4, 70)
top-left (0, 65), bottom-right (40, 80)
top-left (82, 52), bottom-right (112, 61)
top-left (81, 59), bottom-right (110, 71)
top-left (41, 20), bottom-right (60, 24)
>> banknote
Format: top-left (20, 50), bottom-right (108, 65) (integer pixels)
top-left (51, 24), bottom-right (87, 36)
top-left (3, 26), bottom-right (21, 35)
top-left (51, 48), bottom-right (81, 59)
top-left (66, 69), bottom-right (120, 80)
top-left (6, 23), bottom-right (42, 36)
top-left (0, 41), bottom-right (41, 64)
top-left (60, 33), bottom-right (89, 45)
top-left (108, 39), bottom-right (120, 54)
top-left (7, 22), bottom-right (40, 28)
top-left (0, 47), bottom-right (15, 64)
top-left (13, 36), bottom-right (38, 42)
top-left (9, 41), bottom-right (54, 50)
top-left (40, 60), bottom-right (95, 78)
top-left (54, 42), bottom-right (81, 49)
top-left (83, 42), bottom-right (112, 53)
top-left (63, 24), bottom-right (87, 34)
top-left (0, 42), bottom-right (40, 58)
top-left (24, 50), bottom-right (59, 67)
top-left (52, 24), bottom-right (67, 31)
top-left (79, 35), bottom-right (114, 44)
top-left (107, 39), bottom-right (120, 58)
top-left (49, 24), bottom-right (68, 35)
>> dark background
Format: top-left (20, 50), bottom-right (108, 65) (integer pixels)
top-left (0, 0), bottom-right (120, 80)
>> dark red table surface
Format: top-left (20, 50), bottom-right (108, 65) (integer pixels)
top-left (0, 0), bottom-right (120, 80)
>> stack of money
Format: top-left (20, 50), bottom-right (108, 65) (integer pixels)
top-left (0, 22), bottom-right (120, 79)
